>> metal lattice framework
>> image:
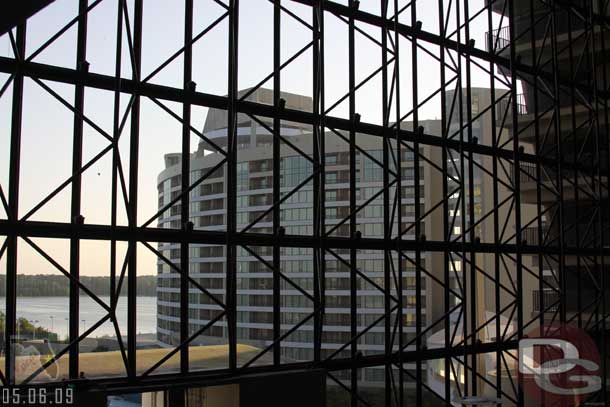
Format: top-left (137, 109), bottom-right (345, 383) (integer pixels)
top-left (0, 0), bottom-right (609, 405)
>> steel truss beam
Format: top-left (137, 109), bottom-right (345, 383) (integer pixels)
top-left (0, 55), bottom-right (606, 181)
top-left (0, 0), bottom-right (608, 406)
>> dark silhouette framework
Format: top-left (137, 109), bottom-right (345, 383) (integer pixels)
top-left (0, 0), bottom-right (608, 405)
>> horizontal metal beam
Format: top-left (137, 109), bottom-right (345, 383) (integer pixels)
top-left (0, 219), bottom-right (606, 257)
top-left (0, 0), bottom-right (55, 36)
top-left (291, 0), bottom-right (609, 103)
top-left (28, 339), bottom-right (518, 396)
top-left (0, 56), bottom-right (605, 177)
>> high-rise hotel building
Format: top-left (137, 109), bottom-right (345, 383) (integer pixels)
top-left (155, 88), bottom-right (443, 385)
top-left (155, 87), bottom-right (517, 387)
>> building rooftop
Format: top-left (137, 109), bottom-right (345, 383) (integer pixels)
top-left (202, 87), bottom-right (313, 133)
top-left (7, 344), bottom-right (269, 383)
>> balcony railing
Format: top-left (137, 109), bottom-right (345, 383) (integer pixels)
top-left (486, 26), bottom-right (510, 53)
top-left (521, 226), bottom-right (548, 246)
top-left (510, 162), bottom-right (565, 187)
top-left (520, 223), bottom-right (610, 248)
top-left (532, 289), bottom-right (560, 312)
top-left (496, 93), bottom-right (528, 120)
top-left (511, 162), bottom-right (543, 184)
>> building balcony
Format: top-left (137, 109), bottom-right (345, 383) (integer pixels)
top-left (519, 225), bottom-right (600, 249)
top-left (486, 2), bottom-right (610, 79)
top-left (520, 225), bottom-right (548, 247)
top-left (485, 26), bottom-right (510, 54)
top-left (512, 161), bottom-right (608, 204)
top-left (495, 93), bottom-right (527, 120)
top-left (532, 289), bottom-right (560, 314)
top-left (498, 96), bottom-right (610, 144)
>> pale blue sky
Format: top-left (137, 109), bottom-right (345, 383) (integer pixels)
top-left (0, 0), bottom-right (505, 276)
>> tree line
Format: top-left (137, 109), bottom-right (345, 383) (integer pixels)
top-left (0, 311), bottom-right (59, 342)
top-left (0, 275), bottom-right (157, 297)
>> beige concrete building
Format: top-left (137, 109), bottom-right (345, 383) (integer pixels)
top-left (156, 88), bottom-right (436, 388)
top-left (156, 88), bottom-right (537, 399)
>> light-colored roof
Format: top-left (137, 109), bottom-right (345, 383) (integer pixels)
top-left (203, 88), bottom-right (313, 133)
top-left (6, 344), bottom-right (269, 383)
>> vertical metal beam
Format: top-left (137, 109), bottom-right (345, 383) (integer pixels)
top-left (462, 0), bottom-right (478, 395)
top-left (5, 22), bottom-right (26, 385)
top-left (110, 0), bottom-right (124, 323)
top-left (393, 1), bottom-right (403, 404)
top-left (410, 2), bottom-right (424, 405)
top-left (565, 0), bottom-right (582, 330)
top-left (548, 0), bottom-right (566, 328)
top-left (528, 0), bottom-right (545, 337)
top-left (486, 0), bottom-right (502, 401)
top-left (127, 0), bottom-right (143, 378)
top-left (312, 0), bottom-right (324, 364)
top-left (507, 1), bottom-right (524, 406)
top-left (69, 0), bottom-right (88, 379)
top-left (437, 0), bottom-right (451, 400)
top-left (226, 0), bottom-right (239, 371)
top-left (180, 0), bottom-right (193, 374)
top-left (380, 2), bottom-right (391, 406)
top-left (453, 0), bottom-right (469, 398)
top-left (272, 0), bottom-right (281, 366)
top-left (348, 1), bottom-right (357, 405)
top-left (587, 2), bottom-right (606, 403)
top-left (594, 1), bottom-right (609, 403)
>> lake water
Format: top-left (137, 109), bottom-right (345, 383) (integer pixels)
top-left (0, 296), bottom-right (157, 339)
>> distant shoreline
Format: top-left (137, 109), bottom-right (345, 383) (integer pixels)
top-left (2, 296), bottom-right (158, 339)
top-left (0, 275), bottom-right (157, 297)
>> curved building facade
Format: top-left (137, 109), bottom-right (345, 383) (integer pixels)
top-left (156, 88), bottom-right (437, 386)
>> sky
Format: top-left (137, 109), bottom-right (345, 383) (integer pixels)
top-left (0, 0), bottom-right (506, 277)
